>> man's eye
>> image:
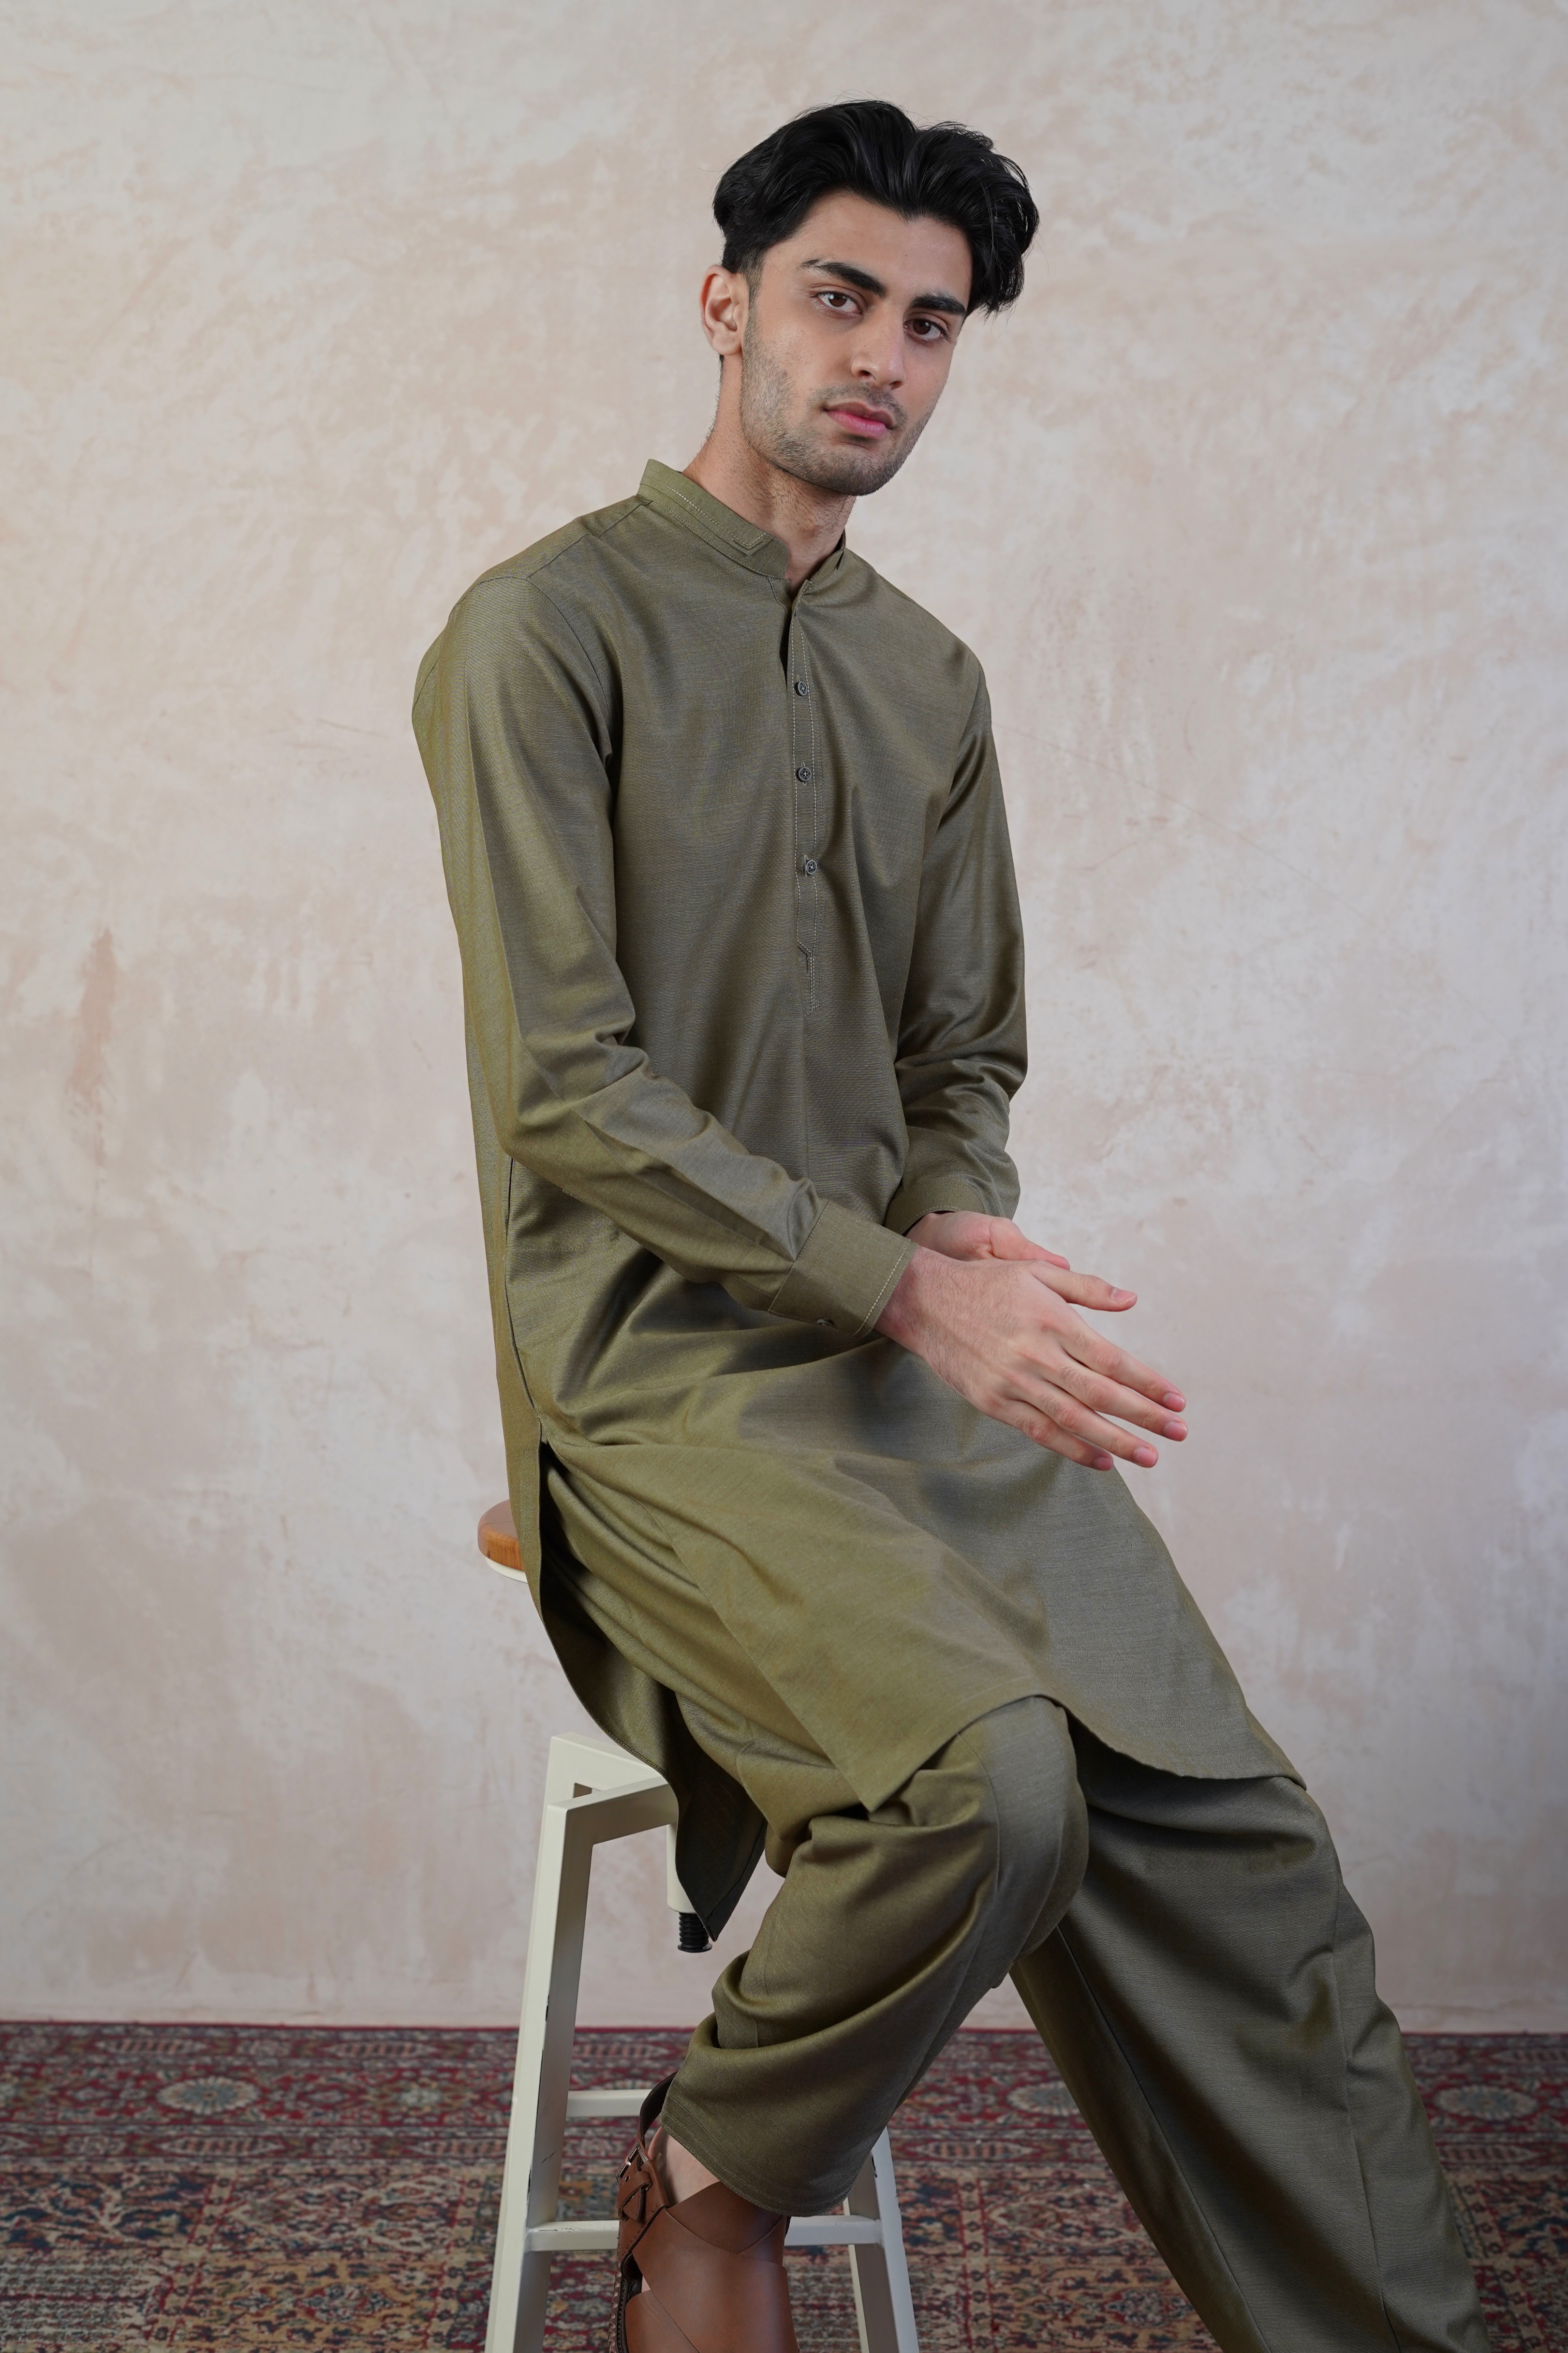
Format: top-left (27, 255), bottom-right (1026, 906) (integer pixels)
top-left (910, 319), bottom-right (948, 342)
top-left (819, 290), bottom-right (855, 311)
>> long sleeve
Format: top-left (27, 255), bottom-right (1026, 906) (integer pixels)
top-left (414, 573), bottom-right (914, 1339)
top-left (882, 672), bottom-right (1027, 1237)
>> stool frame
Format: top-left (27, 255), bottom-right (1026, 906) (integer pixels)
top-left (484, 1727), bottom-right (919, 2353)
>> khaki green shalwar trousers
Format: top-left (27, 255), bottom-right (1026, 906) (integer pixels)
top-left (548, 1467), bottom-right (1488, 2353)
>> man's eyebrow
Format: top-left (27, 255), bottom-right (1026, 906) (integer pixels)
top-left (799, 257), bottom-right (968, 318)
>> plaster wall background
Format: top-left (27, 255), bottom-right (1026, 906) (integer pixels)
top-left (2, 0), bottom-right (1565, 2030)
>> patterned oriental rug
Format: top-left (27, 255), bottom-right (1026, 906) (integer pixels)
top-left (1, 2025), bottom-right (1561, 2350)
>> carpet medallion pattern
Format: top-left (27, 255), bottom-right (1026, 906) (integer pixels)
top-left (0, 2025), bottom-right (1561, 2349)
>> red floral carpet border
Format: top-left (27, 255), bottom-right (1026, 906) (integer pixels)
top-left (1, 2025), bottom-right (1561, 2349)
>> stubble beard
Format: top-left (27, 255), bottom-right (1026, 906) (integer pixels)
top-left (737, 324), bottom-right (925, 498)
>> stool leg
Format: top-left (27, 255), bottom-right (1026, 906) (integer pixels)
top-left (486, 1801), bottom-right (591, 2353)
top-left (846, 2130), bottom-right (920, 2353)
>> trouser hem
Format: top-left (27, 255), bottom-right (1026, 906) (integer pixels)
top-left (658, 2076), bottom-right (861, 2217)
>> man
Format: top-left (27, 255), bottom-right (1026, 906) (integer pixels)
top-left (415, 101), bottom-right (1486, 2353)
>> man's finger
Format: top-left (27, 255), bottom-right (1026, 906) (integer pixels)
top-left (1059, 1327), bottom-right (1183, 1409)
top-left (985, 1221), bottom-right (1070, 1267)
top-left (1026, 1264), bottom-right (1136, 1311)
top-left (998, 1400), bottom-right (1115, 1470)
top-left (1013, 1380), bottom-right (1162, 1469)
top-left (1042, 1355), bottom-right (1186, 1436)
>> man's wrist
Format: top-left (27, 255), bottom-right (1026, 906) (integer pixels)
top-left (877, 1244), bottom-right (933, 1346)
top-left (904, 1208), bottom-right (959, 1239)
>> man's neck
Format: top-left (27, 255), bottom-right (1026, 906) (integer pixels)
top-left (684, 430), bottom-right (851, 591)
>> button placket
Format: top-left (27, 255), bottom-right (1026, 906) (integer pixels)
top-left (789, 622), bottom-right (819, 1010)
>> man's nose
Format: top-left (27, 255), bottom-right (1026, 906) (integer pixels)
top-left (849, 315), bottom-right (906, 388)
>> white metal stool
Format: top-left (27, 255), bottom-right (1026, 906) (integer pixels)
top-left (477, 1501), bottom-right (920, 2353)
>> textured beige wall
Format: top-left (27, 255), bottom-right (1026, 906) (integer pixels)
top-left (3, 1), bottom-right (1565, 2032)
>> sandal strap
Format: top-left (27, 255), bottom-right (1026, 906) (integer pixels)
top-left (614, 2076), bottom-right (798, 2353)
top-left (630, 2206), bottom-right (794, 2353)
top-left (616, 2076), bottom-right (677, 2269)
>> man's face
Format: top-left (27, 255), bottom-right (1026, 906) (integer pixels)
top-left (731, 192), bottom-right (972, 497)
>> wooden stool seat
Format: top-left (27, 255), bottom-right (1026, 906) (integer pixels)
top-left (478, 1497), bottom-right (524, 1575)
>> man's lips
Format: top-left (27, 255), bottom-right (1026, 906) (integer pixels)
top-left (825, 403), bottom-right (897, 439)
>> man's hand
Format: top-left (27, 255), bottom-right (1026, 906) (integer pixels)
top-left (883, 1215), bottom-right (1186, 1471)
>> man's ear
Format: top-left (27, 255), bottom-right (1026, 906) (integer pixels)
top-left (697, 263), bottom-right (748, 359)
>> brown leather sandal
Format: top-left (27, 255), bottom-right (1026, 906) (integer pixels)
top-left (614, 2075), bottom-right (799, 2352)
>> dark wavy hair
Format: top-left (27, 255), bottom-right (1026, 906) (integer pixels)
top-left (713, 100), bottom-right (1038, 316)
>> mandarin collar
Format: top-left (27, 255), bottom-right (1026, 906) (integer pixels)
top-left (637, 459), bottom-right (848, 596)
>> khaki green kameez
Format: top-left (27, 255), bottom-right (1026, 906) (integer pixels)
top-left (413, 460), bottom-right (1284, 1927)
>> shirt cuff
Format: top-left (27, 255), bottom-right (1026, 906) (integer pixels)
top-left (769, 1200), bottom-right (914, 1339)
top-left (882, 1174), bottom-right (990, 1237)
